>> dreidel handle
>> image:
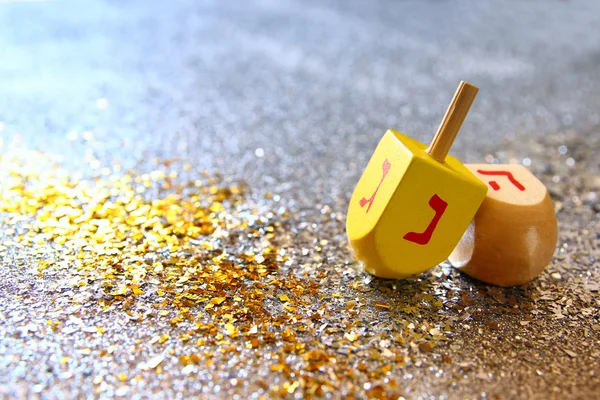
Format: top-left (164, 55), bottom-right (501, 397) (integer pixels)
top-left (426, 81), bottom-right (479, 163)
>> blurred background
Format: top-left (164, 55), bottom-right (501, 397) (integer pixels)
top-left (1, 0), bottom-right (599, 204)
top-left (1, 0), bottom-right (599, 398)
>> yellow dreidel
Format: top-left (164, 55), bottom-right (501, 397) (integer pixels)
top-left (449, 164), bottom-right (558, 286)
top-left (346, 81), bottom-right (488, 279)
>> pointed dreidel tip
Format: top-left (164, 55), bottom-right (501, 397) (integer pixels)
top-left (426, 81), bottom-right (479, 163)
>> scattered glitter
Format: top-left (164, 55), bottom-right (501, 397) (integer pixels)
top-left (1, 127), bottom-right (598, 398)
top-left (255, 148), bottom-right (264, 157)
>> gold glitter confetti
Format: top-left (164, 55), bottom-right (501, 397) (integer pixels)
top-left (344, 332), bottom-right (359, 342)
top-left (2, 134), bottom-right (598, 399)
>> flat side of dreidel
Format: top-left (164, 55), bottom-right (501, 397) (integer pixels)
top-left (346, 130), bottom-right (414, 241)
top-left (346, 130), bottom-right (419, 275)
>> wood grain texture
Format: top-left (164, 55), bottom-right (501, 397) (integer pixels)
top-left (449, 164), bottom-right (558, 287)
top-left (426, 81), bottom-right (479, 162)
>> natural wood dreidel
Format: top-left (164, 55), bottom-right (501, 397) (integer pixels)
top-left (347, 81), bottom-right (488, 278)
top-left (449, 164), bottom-right (558, 286)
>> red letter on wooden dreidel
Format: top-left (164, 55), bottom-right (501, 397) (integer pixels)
top-left (476, 169), bottom-right (526, 191)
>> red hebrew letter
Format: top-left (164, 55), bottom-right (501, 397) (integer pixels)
top-left (403, 194), bottom-right (448, 245)
top-left (476, 169), bottom-right (526, 191)
top-left (360, 159), bottom-right (391, 213)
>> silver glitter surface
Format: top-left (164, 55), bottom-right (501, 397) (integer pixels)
top-left (0, 0), bottom-right (599, 398)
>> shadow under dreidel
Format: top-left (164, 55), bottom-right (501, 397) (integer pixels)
top-left (449, 164), bottom-right (558, 287)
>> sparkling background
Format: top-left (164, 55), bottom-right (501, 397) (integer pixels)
top-left (0, 0), bottom-right (599, 398)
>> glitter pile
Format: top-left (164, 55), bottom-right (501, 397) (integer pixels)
top-left (1, 141), bottom-right (598, 398)
top-left (0, 149), bottom-right (452, 398)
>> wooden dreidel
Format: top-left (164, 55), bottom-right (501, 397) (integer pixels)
top-left (449, 164), bottom-right (558, 286)
top-left (346, 81), bottom-right (488, 278)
